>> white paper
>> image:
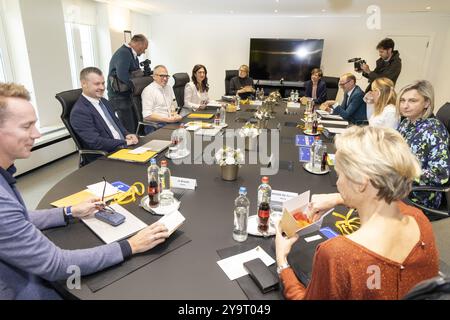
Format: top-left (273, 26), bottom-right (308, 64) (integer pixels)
top-left (171, 176), bottom-right (197, 190)
top-left (250, 100), bottom-right (263, 106)
top-left (305, 234), bottom-right (323, 243)
top-left (128, 147), bottom-right (150, 155)
top-left (87, 181), bottom-right (120, 198)
top-left (287, 102), bottom-right (301, 108)
top-left (158, 210), bottom-right (186, 236)
top-left (81, 204), bottom-right (147, 244)
top-left (326, 127), bottom-right (347, 134)
top-left (283, 190), bottom-right (310, 214)
top-left (194, 128), bottom-right (221, 136)
top-left (271, 190), bottom-right (299, 204)
top-left (207, 100), bottom-right (223, 107)
top-left (321, 114), bottom-right (344, 120)
top-left (185, 125), bottom-right (200, 132)
top-left (320, 120), bottom-right (349, 126)
top-left (217, 246), bottom-right (276, 281)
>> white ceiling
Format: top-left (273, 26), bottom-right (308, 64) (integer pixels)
top-left (100, 0), bottom-right (450, 15)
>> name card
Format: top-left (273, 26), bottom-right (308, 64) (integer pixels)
top-left (271, 190), bottom-right (299, 204)
top-left (171, 176), bottom-right (197, 190)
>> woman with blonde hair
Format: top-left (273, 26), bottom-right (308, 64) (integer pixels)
top-left (275, 126), bottom-right (439, 300)
top-left (396, 80), bottom-right (449, 209)
top-left (365, 77), bottom-right (399, 129)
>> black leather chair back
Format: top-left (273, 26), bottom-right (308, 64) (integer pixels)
top-left (225, 70), bottom-right (239, 95)
top-left (130, 76), bottom-right (154, 123)
top-left (436, 102), bottom-right (450, 134)
top-left (172, 72), bottom-right (190, 109)
top-left (56, 88), bottom-right (84, 152)
top-left (322, 76), bottom-right (340, 101)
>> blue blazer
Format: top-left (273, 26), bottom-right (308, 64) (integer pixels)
top-left (0, 166), bottom-right (125, 299)
top-left (70, 95), bottom-right (128, 162)
top-left (304, 79), bottom-right (327, 105)
top-left (332, 85), bottom-right (367, 124)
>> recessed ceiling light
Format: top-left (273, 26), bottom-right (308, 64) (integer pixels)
top-left (230, 10), bottom-right (234, 14)
top-left (426, 6), bottom-right (432, 10)
top-left (189, 10), bottom-right (192, 14)
top-left (274, 9), bottom-right (278, 13)
top-left (321, 9), bottom-right (326, 12)
top-left (275, 0), bottom-right (280, 3)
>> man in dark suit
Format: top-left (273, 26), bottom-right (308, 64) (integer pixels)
top-left (71, 67), bottom-right (138, 164)
top-left (321, 73), bottom-right (367, 124)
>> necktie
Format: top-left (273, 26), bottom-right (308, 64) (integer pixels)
top-left (342, 93), bottom-right (349, 108)
top-left (98, 100), bottom-right (125, 140)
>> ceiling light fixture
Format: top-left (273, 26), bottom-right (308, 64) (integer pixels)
top-left (274, 9), bottom-right (278, 13)
top-left (426, 6), bottom-right (432, 10)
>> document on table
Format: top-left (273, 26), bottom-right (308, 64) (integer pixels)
top-left (82, 204), bottom-right (147, 244)
top-left (87, 181), bottom-right (120, 198)
top-left (320, 119), bottom-right (349, 126)
top-left (217, 246), bottom-right (275, 281)
top-left (194, 127), bottom-right (222, 136)
top-left (206, 100), bottom-right (223, 108)
top-left (158, 210), bottom-right (186, 236)
top-left (326, 127), bottom-right (347, 134)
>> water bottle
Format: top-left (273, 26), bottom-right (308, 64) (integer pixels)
top-left (220, 104), bottom-right (226, 126)
top-left (309, 137), bottom-right (320, 170)
top-left (214, 107), bottom-right (221, 126)
top-left (147, 159), bottom-right (160, 208)
top-left (159, 160), bottom-right (174, 206)
top-left (233, 187), bottom-right (250, 242)
top-left (236, 94), bottom-right (241, 109)
top-left (290, 90), bottom-right (295, 102)
top-left (255, 88), bottom-right (260, 101)
top-left (294, 90), bottom-right (299, 102)
top-left (257, 176), bottom-right (272, 233)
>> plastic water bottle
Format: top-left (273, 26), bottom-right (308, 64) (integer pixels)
top-left (171, 124), bottom-right (188, 157)
top-left (255, 88), bottom-right (260, 100)
top-left (294, 90), bottom-right (299, 102)
top-left (309, 137), bottom-right (320, 170)
top-left (220, 104), bottom-right (226, 125)
top-left (257, 176), bottom-right (272, 233)
top-left (233, 187), bottom-right (250, 242)
top-left (290, 90), bottom-right (295, 102)
top-left (214, 108), bottom-right (221, 126)
top-left (236, 94), bottom-right (241, 108)
top-left (159, 160), bottom-right (174, 206)
top-left (311, 138), bottom-right (325, 171)
top-left (147, 159), bottom-right (160, 208)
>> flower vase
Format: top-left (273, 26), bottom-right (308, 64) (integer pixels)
top-left (221, 165), bottom-right (239, 181)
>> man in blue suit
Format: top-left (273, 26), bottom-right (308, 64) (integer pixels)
top-left (321, 73), bottom-right (367, 124)
top-left (0, 82), bottom-right (169, 299)
top-left (71, 67), bottom-right (139, 164)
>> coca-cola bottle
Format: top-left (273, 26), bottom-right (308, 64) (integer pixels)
top-left (147, 158), bottom-right (160, 208)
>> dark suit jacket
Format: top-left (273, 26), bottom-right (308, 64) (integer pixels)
top-left (304, 79), bottom-right (327, 105)
top-left (70, 95), bottom-right (128, 163)
top-left (332, 85), bottom-right (367, 124)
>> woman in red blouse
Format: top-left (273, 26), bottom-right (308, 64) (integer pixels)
top-left (275, 126), bottom-right (439, 299)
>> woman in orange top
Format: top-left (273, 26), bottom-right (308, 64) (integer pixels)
top-left (275, 126), bottom-right (439, 299)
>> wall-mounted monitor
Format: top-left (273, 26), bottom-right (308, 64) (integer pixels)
top-left (249, 38), bottom-right (324, 82)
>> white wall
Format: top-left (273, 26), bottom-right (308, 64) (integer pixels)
top-left (19, 0), bottom-right (73, 128)
top-left (149, 13), bottom-right (450, 108)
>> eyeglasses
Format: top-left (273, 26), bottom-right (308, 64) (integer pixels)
top-left (338, 79), bottom-right (352, 86)
top-left (155, 74), bottom-right (170, 79)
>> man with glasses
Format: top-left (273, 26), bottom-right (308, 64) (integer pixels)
top-left (320, 73), bottom-right (367, 124)
top-left (141, 65), bottom-right (182, 133)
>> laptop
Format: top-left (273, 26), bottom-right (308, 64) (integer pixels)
top-left (141, 140), bottom-right (172, 152)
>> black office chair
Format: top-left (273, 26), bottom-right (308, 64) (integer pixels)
top-left (56, 89), bottom-right (107, 167)
top-left (172, 72), bottom-right (190, 114)
top-left (322, 76), bottom-right (340, 101)
top-left (130, 75), bottom-right (158, 136)
top-left (225, 70), bottom-right (239, 95)
top-left (403, 102), bottom-right (450, 221)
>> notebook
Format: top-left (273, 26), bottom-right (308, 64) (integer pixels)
top-left (108, 149), bottom-right (157, 163)
top-left (141, 140), bottom-right (172, 152)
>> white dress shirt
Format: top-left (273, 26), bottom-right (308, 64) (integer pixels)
top-left (125, 43), bottom-right (137, 60)
top-left (141, 82), bottom-right (177, 119)
top-left (184, 82), bottom-right (209, 111)
top-left (369, 104), bottom-right (400, 129)
top-left (82, 94), bottom-right (123, 140)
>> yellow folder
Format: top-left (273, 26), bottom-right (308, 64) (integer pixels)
top-left (187, 113), bottom-right (215, 119)
top-left (107, 149), bottom-right (157, 163)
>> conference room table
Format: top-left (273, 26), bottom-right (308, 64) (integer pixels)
top-left (37, 101), bottom-right (449, 299)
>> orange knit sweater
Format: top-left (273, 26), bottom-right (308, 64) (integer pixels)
top-left (280, 201), bottom-right (439, 300)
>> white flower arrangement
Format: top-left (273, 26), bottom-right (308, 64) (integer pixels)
top-left (215, 147), bottom-right (244, 167)
top-left (238, 122), bottom-right (260, 138)
top-left (254, 110), bottom-right (271, 120)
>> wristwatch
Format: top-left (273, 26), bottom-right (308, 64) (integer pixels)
top-left (276, 262), bottom-right (291, 274)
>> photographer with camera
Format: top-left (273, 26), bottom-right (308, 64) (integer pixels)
top-left (107, 34), bottom-right (149, 133)
top-left (352, 38), bottom-right (402, 93)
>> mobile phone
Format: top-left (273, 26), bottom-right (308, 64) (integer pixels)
top-left (95, 207), bottom-right (126, 226)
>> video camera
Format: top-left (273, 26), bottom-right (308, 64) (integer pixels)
top-left (348, 57), bottom-right (366, 72)
top-left (140, 59), bottom-right (153, 76)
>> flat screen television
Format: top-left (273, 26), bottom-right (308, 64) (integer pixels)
top-left (249, 38), bottom-right (324, 82)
